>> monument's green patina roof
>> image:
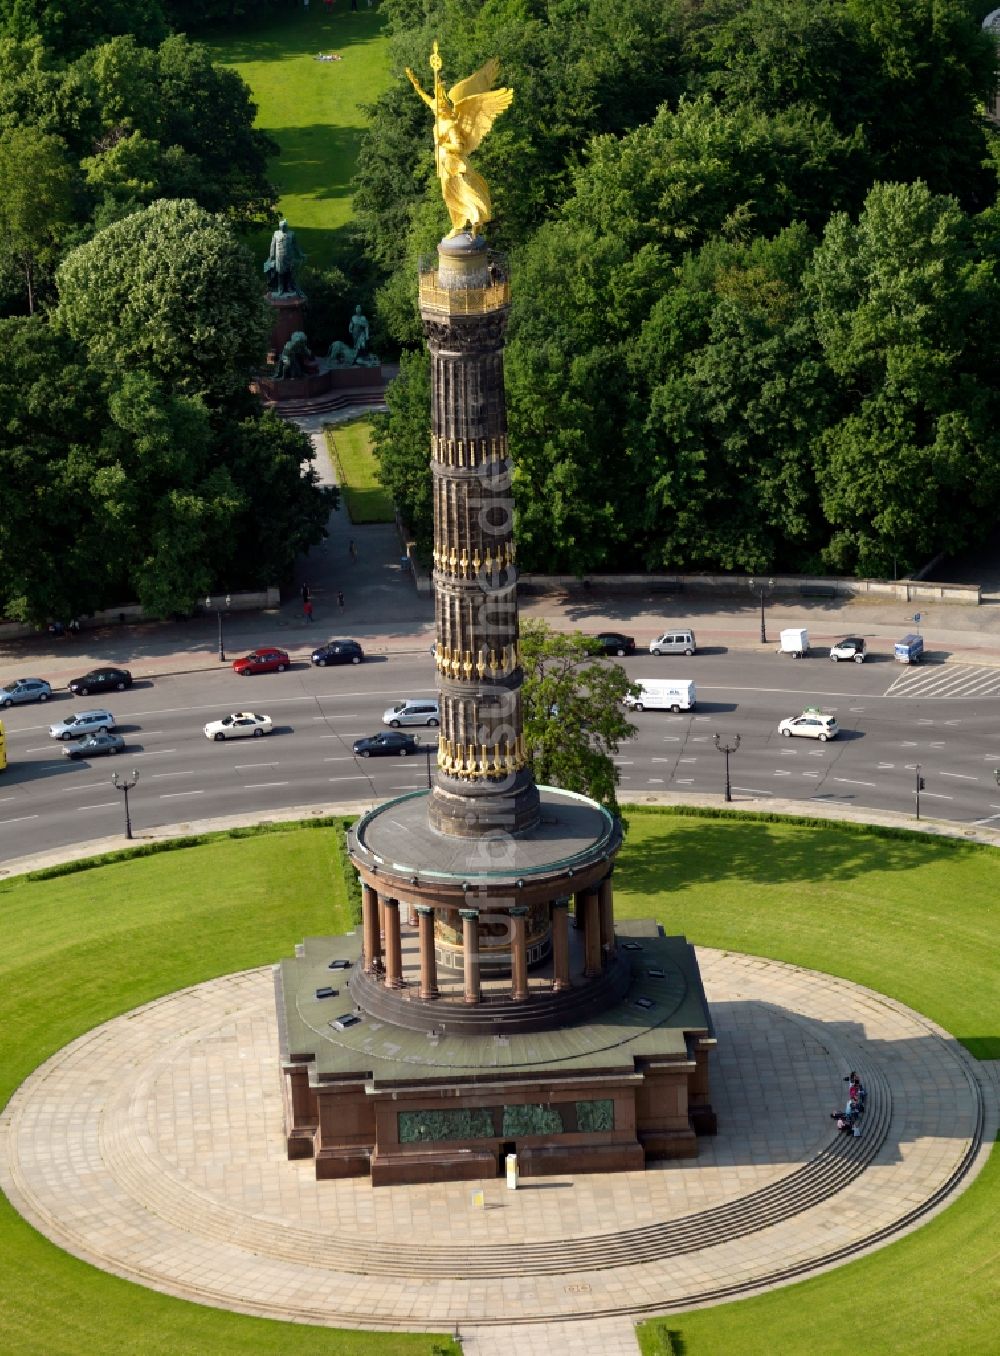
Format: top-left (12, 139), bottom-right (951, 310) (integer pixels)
top-left (277, 921), bottom-right (712, 1091)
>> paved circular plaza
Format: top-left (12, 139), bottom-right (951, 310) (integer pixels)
top-left (0, 948), bottom-right (990, 1332)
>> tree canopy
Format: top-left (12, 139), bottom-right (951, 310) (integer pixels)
top-left (520, 620), bottom-right (637, 818)
top-left (362, 0), bottom-right (1000, 579)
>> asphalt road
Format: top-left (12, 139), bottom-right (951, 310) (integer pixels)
top-left (3, 646), bottom-right (1000, 857)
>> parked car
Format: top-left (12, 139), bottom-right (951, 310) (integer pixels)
top-left (894, 634), bottom-right (924, 664)
top-left (48, 709), bottom-right (115, 740)
top-left (592, 631), bottom-right (635, 657)
top-left (232, 648), bottom-right (289, 676)
top-left (0, 677), bottom-right (52, 707)
top-left (354, 731), bottom-right (421, 757)
top-left (69, 667), bottom-right (132, 696)
top-left (830, 637), bottom-right (866, 664)
top-left (311, 639), bottom-right (364, 667)
top-left (382, 698), bottom-right (440, 728)
top-left (779, 709), bottom-right (839, 741)
top-left (649, 629), bottom-right (696, 656)
top-left (63, 731), bottom-right (125, 760)
top-left (204, 711), bottom-right (273, 741)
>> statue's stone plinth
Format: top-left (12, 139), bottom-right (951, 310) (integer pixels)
top-left (266, 292), bottom-right (307, 363)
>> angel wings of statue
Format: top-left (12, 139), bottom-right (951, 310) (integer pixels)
top-left (406, 42), bottom-right (513, 237)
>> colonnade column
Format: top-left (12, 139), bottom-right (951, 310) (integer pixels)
top-left (510, 906), bottom-right (528, 1001)
top-left (551, 897), bottom-right (571, 992)
top-left (416, 905), bottom-right (439, 999)
top-left (362, 883), bottom-right (381, 974)
top-left (583, 888), bottom-right (602, 978)
top-left (461, 908), bottom-right (481, 1005)
top-left (598, 873), bottom-right (614, 961)
top-left (383, 896), bottom-right (403, 990)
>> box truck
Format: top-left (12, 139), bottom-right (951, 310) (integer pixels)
top-left (624, 679), bottom-right (696, 713)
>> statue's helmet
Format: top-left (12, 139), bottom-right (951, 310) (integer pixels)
top-left (278, 218), bottom-right (288, 230)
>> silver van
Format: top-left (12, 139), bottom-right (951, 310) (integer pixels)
top-left (383, 698), bottom-right (440, 728)
top-left (649, 629), bottom-right (697, 656)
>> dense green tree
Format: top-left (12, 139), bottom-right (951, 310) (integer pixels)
top-left (0, 315), bottom-right (334, 622)
top-left (520, 620), bottom-right (637, 817)
top-left (56, 198), bottom-right (268, 403)
top-left (806, 180), bottom-right (1000, 576)
top-left (0, 124), bottom-right (79, 312)
top-left (690, 0), bottom-right (997, 213)
top-left (0, 0), bottom-right (166, 60)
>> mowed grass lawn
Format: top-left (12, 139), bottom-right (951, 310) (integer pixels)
top-left (0, 825), bottom-right (457, 1356)
top-left (207, 9), bottom-right (391, 270)
top-left (326, 418), bottom-right (394, 521)
top-left (0, 811), bottom-right (995, 1353)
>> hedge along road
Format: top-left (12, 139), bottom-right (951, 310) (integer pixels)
top-left (3, 648), bottom-right (1000, 859)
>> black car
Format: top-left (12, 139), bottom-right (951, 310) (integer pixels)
top-left (592, 631), bottom-right (636, 657)
top-left (69, 667), bottom-right (133, 696)
top-left (62, 731), bottom-right (126, 760)
top-left (311, 639), bottom-right (364, 667)
top-left (353, 731), bottom-right (420, 758)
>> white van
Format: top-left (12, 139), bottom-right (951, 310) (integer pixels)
top-left (383, 698), bottom-right (440, 727)
top-left (649, 628), bottom-right (696, 656)
top-left (624, 679), bottom-right (696, 713)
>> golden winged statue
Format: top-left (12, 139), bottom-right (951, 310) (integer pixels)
top-left (406, 42), bottom-right (514, 237)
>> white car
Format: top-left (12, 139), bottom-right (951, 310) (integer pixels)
top-left (204, 711), bottom-right (273, 741)
top-left (48, 709), bottom-right (115, 740)
top-left (779, 710), bottom-right (839, 742)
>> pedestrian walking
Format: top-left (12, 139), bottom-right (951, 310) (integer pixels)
top-left (349, 539), bottom-right (358, 562)
top-left (303, 598), bottom-right (314, 624)
top-left (337, 590), bottom-right (345, 611)
top-left (301, 582), bottom-right (311, 604)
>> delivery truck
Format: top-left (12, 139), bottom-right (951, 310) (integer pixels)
top-left (624, 679), bottom-right (696, 713)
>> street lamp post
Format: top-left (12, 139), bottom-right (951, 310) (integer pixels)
top-left (713, 732), bottom-right (741, 803)
top-left (111, 768), bottom-right (140, 840)
top-left (206, 594), bottom-right (232, 663)
top-left (915, 764), bottom-right (925, 821)
top-left (748, 577), bottom-right (775, 645)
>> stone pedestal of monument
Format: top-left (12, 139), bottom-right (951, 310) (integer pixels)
top-left (266, 293), bottom-right (307, 364)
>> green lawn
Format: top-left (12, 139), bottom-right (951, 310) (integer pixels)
top-left (207, 9), bottom-right (391, 270)
top-left (0, 824), bottom-right (456, 1356)
top-left (0, 810), bottom-right (996, 1354)
top-left (326, 418), bottom-right (395, 521)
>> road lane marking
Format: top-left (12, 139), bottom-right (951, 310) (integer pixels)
top-left (918, 791), bottom-right (954, 800)
top-left (0, 815), bottom-right (38, 824)
top-left (147, 771), bottom-right (194, 780)
top-left (234, 763), bottom-right (278, 770)
top-left (731, 786), bottom-right (773, 796)
top-left (648, 777), bottom-right (664, 783)
top-left (877, 762), bottom-right (895, 769)
top-left (131, 749), bottom-right (176, 757)
top-left (833, 778), bottom-right (877, 787)
top-left (972, 807), bottom-right (1000, 825)
top-left (940, 772), bottom-right (978, 781)
top-left (77, 802), bottom-right (117, 811)
top-left (243, 782), bottom-right (289, 789)
top-left (159, 790), bottom-right (205, 799)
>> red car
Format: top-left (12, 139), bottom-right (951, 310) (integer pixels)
top-left (232, 647), bottom-right (290, 676)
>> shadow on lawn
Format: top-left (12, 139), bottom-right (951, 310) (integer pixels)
top-left (268, 124), bottom-right (363, 196)
top-left (617, 814), bottom-right (974, 893)
top-left (206, 11), bottom-right (387, 65)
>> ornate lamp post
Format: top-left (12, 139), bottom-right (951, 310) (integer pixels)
top-left (205, 594), bottom-right (231, 663)
top-left (748, 577), bottom-right (775, 645)
top-left (111, 768), bottom-right (140, 840)
top-left (915, 764), bottom-right (925, 820)
top-left (713, 733), bottom-right (741, 803)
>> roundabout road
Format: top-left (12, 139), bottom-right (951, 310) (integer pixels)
top-left (2, 647), bottom-right (1000, 858)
